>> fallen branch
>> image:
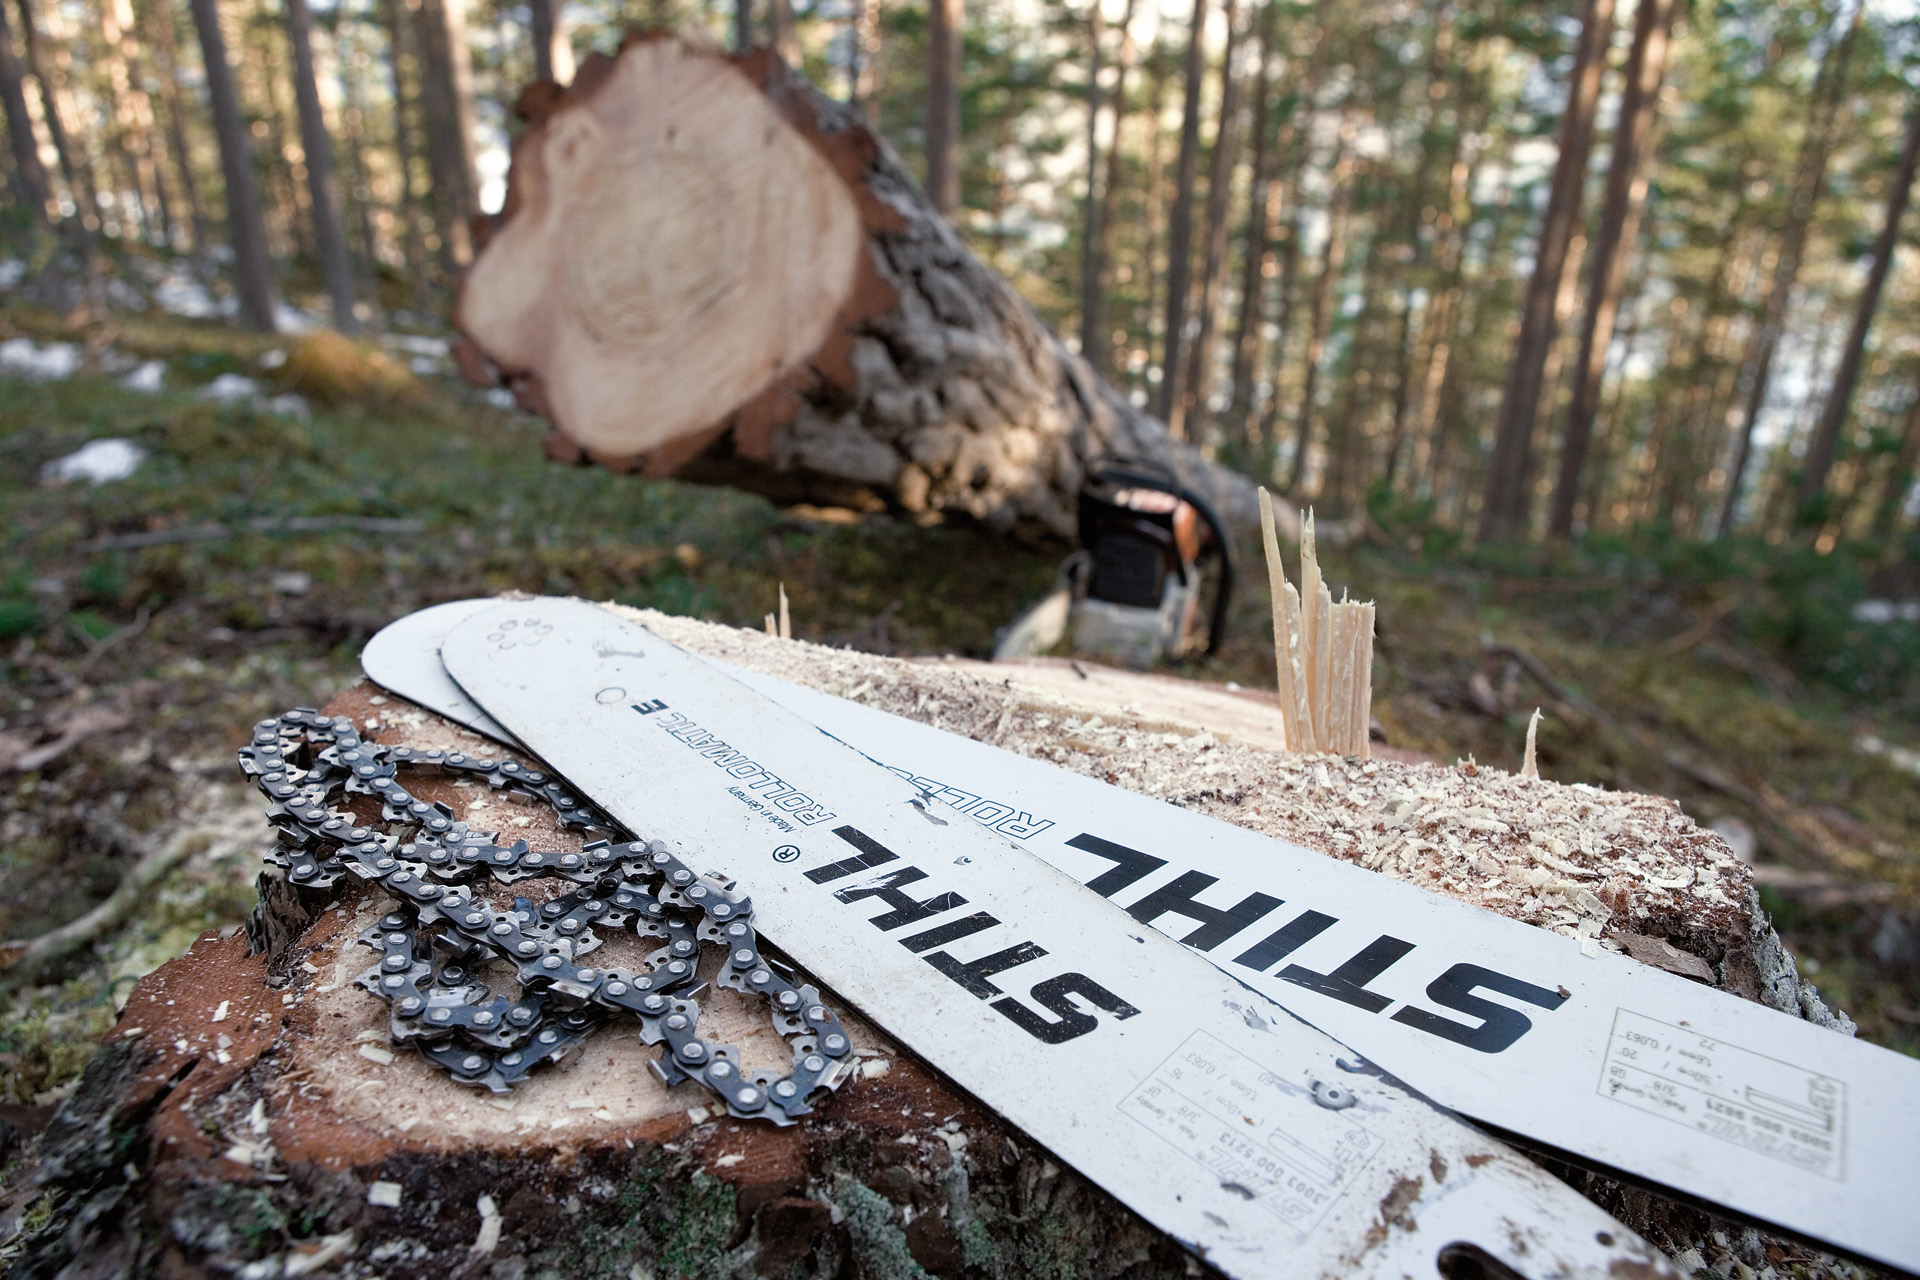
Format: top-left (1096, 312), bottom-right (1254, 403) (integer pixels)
top-left (72, 604), bottom-right (150, 680)
top-left (0, 819), bottom-right (195, 990)
top-left (82, 515), bottom-right (426, 551)
top-left (0, 702), bottom-right (129, 773)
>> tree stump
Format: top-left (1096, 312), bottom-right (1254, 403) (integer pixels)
top-left (0, 615), bottom-right (1866, 1280)
top-left (453, 35), bottom-right (1256, 536)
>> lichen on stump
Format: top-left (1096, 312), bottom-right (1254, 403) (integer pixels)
top-left (454, 35), bottom-right (1255, 535)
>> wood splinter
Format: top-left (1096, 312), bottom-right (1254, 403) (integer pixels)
top-left (1259, 488), bottom-right (1375, 758)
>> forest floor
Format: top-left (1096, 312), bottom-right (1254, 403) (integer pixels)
top-left (1, 301), bottom-right (1916, 1123)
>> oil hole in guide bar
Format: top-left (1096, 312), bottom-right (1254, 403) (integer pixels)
top-left (1435, 1242), bottom-right (1529, 1280)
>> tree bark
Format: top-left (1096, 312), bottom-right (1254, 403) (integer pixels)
top-left (1548, 0), bottom-right (1677, 538)
top-left (381, 0), bottom-right (431, 308)
top-left (1076, 0), bottom-right (1106, 355)
top-left (188, 0), bottom-right (277, 331)
top-left (1287, 130), bottom-right (1350, 493)
top-left (455, 36), bottom-right (1255, 538)
top-left (1173, 0), bottom-right (1244, 443)
top-left (0, 0), bottom-right (50, 222)
top-left (141, 0), bottom-right (213, 255)
top-left (925, 0), bottom-right (961, 216)
top-left (1478, 0), bottom-right (1614, 543)
top-left (1224, 5), bottom-right (1280, 452)
top-left (767, 0), bottom-right (798, 67)
top-left (285, 0), bottom-right (357, 331)
top-left (530, 0), bottom-right (572, 83)
top-left (1872, 365), bottom-right (1920, 538)
top-left (414, 0), bottom-right (480, 270)
top-left (14, 0), bottom-right (95, 229)
top-left (1795, 93), bottom-right (1920, 519)
top-left (1713, 3), bottom-right (1859, 537)
top-left (1085, 0), bottom-right (1139, 377)
top-left (1154, 0), bottom-right (1208, 431)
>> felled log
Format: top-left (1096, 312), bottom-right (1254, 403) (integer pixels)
top-left (0, 612), bottom-right (1863, 1280)
top-left (454, 35), bottom-right (1255, 535)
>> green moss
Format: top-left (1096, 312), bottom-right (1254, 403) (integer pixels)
top-left (830, 1175), bottom-right (932, 1280)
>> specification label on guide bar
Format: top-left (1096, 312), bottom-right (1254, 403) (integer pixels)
top-left (1120, 1031), bottom-right (1383, 1239)
top-left (1598, 1009), bottom-right (1847, 1178)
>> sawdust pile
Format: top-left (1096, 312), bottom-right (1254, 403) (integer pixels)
top-left (622, 607), bottom-right (1848, 1029)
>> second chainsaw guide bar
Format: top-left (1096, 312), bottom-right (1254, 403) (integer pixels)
top-left (362, 599), bottom-right (1920, 1275)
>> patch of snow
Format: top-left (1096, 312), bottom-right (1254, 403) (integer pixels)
top-left (484, 387), bottom-right (515, 409)
top-left (258, 347), bottom-right (288, 370)
top-left (386, 334), bottom-right (450, 359)
top-left (42, 438), bottom-right (148, 486)
top-left (265, 393), bottom-right (310, 420)
top-left (270, 571), bottom-right (312, 596)
top-left (409, 356), bottom-right (445, 375)
top-left (0, 337), bottom-right (80, 381)
top-left (272, 302), bottom-right (319, 332)
top-left (1857, 734), bottom-right (1920, 776)
top-left (0, 258), bottom-right (25, 290)
top-left (197, 373), bottom-right (261, 402)
top-left (104, 276), bottom-right (147, 311)
top-left (120, 360), bottom-right (166, 393)
top-left (1851, 599), bottom-right (1920, 624)
top-left (152, 265), bottom-right (222, 319)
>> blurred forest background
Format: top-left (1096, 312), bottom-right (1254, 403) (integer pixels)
top-left (1, 0), bottom-right (1919, 1117)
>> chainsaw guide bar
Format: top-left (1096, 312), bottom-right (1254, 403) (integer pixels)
top-left (361, 598), bottom-right (1919, 1277)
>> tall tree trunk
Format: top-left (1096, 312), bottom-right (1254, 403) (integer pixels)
top-left (285, 0), bottom-right (357, 331)
top-left (767, 0), bottom-right (797, 65)
top-left (1224, 5), bottom-right (1279, 451)
top-left (1288, 132), bottom-right (1351, 493)
top-left (1154, 0), bottom-right (1208, 429)
top-left (1872, 367), bottom-right (1920, 538)
top-left (734, 0), bottom-right (752, 50)
top-left (1796, 92), bottom-right (1920, 518)
top-left (14, 0), bottom-right (94, 228)
top-left (530, 0), bottom-right (573, 81)
top-left (188, 0), bottom-right (277, 330)
top-left (924, 0), bottom-right (961, 215)
top-left (1077, 0), bottom-right (1106, 353)
top-left (101, 0), bottom-right (170, 243)
top-left (415, 0), bottom-right (480, 270)
top-left (381, 0), bottom-right (430, 306)
top-left (1478, 0), bottom-right (1615, 543)
top-left (1081, 0), bottom-right (1136, 376)
top-left (0, 0), bottom-right (50, 221)
top-left (1173, 0), bottom-right (1244, 443)
top-left (1714, 2), bottom-right (1859, 536)
top-left (142, 0), bottom-right (212, 254)
top-left (335, 27), bottom-right (380, 298)
top-left (1548, 0), bottom-right (1677, 538)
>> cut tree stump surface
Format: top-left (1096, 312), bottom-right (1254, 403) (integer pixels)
top-left (0, 608), bottom-right (1865, 1280)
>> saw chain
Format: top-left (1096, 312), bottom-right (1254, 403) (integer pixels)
top-left (237, 708), bottom-right (855, 1123)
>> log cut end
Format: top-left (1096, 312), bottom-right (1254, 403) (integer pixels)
top-left (460, 38), bottom-right (868, 462)
top-left (456, 35), bottom-right (1257, 536)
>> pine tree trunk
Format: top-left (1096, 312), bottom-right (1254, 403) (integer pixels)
top-left (1154, 0), bottom-right (1208, 430)
top-left (381, 0), bottom-right (431, 308)
top-left (414, 0), bottom-right (480, 270)
top-left (188, 0), bottom-right (278, 331)
top-left (286, 0), bottom-right (358, 331)
top-left (454, 36), bottom-right (1256, 537)
top-left (1478, 0), bottom-right (1614, 543)
top-left (529, 0), bottom-right (569, 82)
top-left (0, 0), bottom-right (50, 222)
top-left (1224, 5), bottom-right (1279, 452)
top-left (1796, 92), bottom-right (1920, 519)
top-left (1076, 0), bottom-right (1106, 355)
top-left (925, 0), bottom-right (961, 216)
top-left (1287, 130), bottom-right (1350, 493)
top-left (1548, 0), bottom-right (1677, 538)
top-left (14, 0), bottom-right (95, 228)
top-left (1174, 0), bottom-right (1244, 443)
top-left (141, 0), bottom-right (212, 255)
top-left (767, 0), bottom-right (798, 67)
top-left (1713, 4), bottom-right (1859, 537)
